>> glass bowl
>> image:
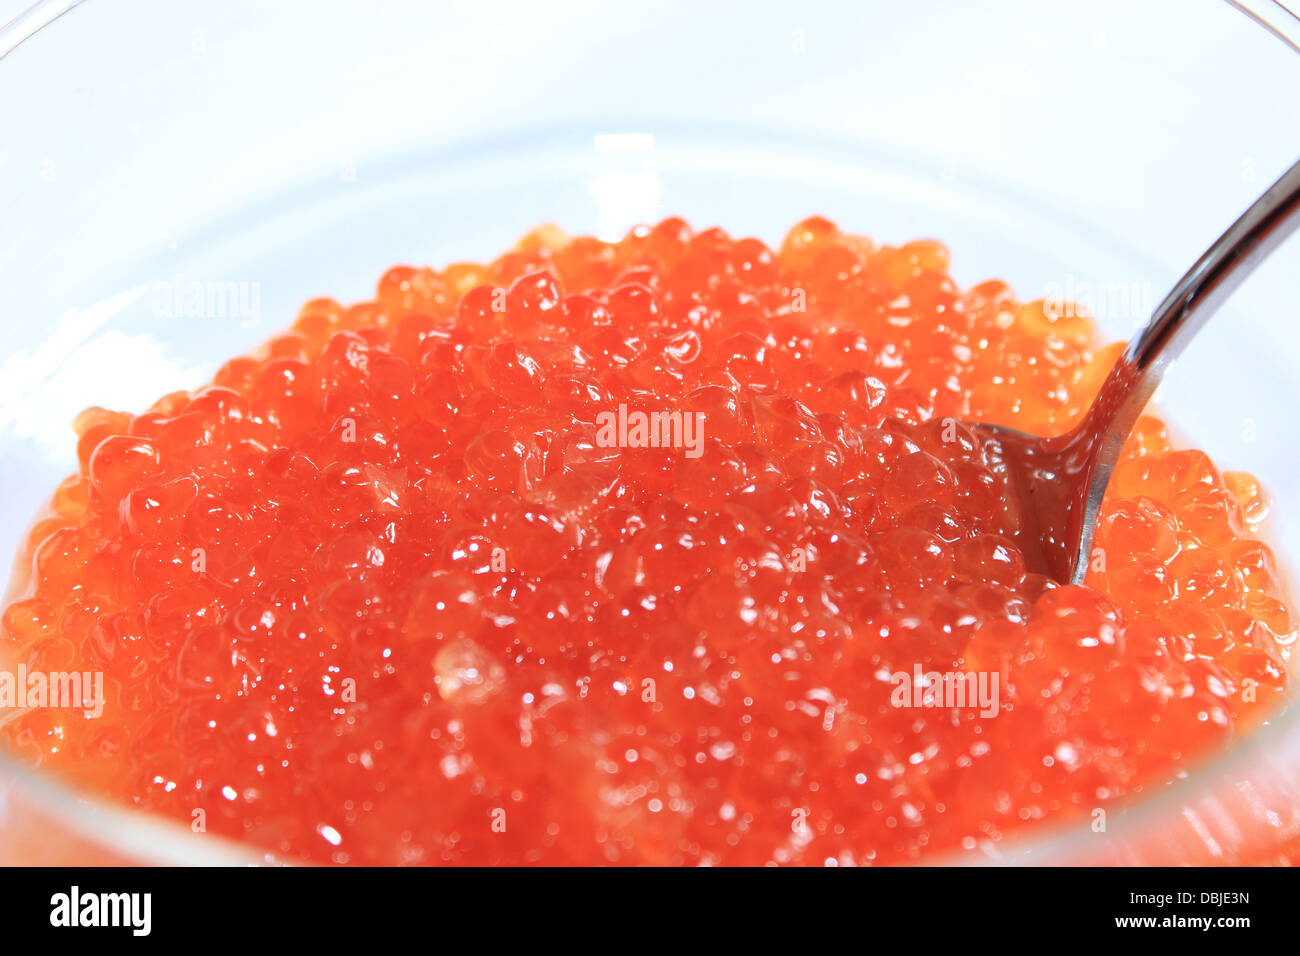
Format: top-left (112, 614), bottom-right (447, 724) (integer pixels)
top-left (1, 0), bottom-right (1298, 864)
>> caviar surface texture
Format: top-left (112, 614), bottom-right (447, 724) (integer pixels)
top-left (2, 218), bottom-right (1294, 865)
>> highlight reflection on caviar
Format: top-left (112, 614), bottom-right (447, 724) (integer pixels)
top-left (0, 217), bottom-right (1292, 865)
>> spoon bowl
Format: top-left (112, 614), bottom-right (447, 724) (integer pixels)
top-left (980, 157), bottom-right (1300, 585)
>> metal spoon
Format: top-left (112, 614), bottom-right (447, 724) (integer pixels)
top-left (973, 157), bottom-right (1300, 585)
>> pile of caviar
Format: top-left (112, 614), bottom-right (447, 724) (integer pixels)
top-left (1, 218), bottom-right (1294, 865)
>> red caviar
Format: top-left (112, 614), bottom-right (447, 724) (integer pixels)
top-left (1, 218), bottom-right (1294, 864)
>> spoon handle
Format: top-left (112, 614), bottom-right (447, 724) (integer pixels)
top-left (1085, 157), bottom-right (1300, 450)
top-left (1053, 157), bottom-right (1300, 584)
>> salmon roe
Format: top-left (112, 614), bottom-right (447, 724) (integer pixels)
top-left (1, 217), bottom-right (1294, 865)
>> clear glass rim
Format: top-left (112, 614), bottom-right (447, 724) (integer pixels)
top-left (0, 0), bottom-right (1297, 866)
top-left (1226, 0), bottom-right (1300, 53)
